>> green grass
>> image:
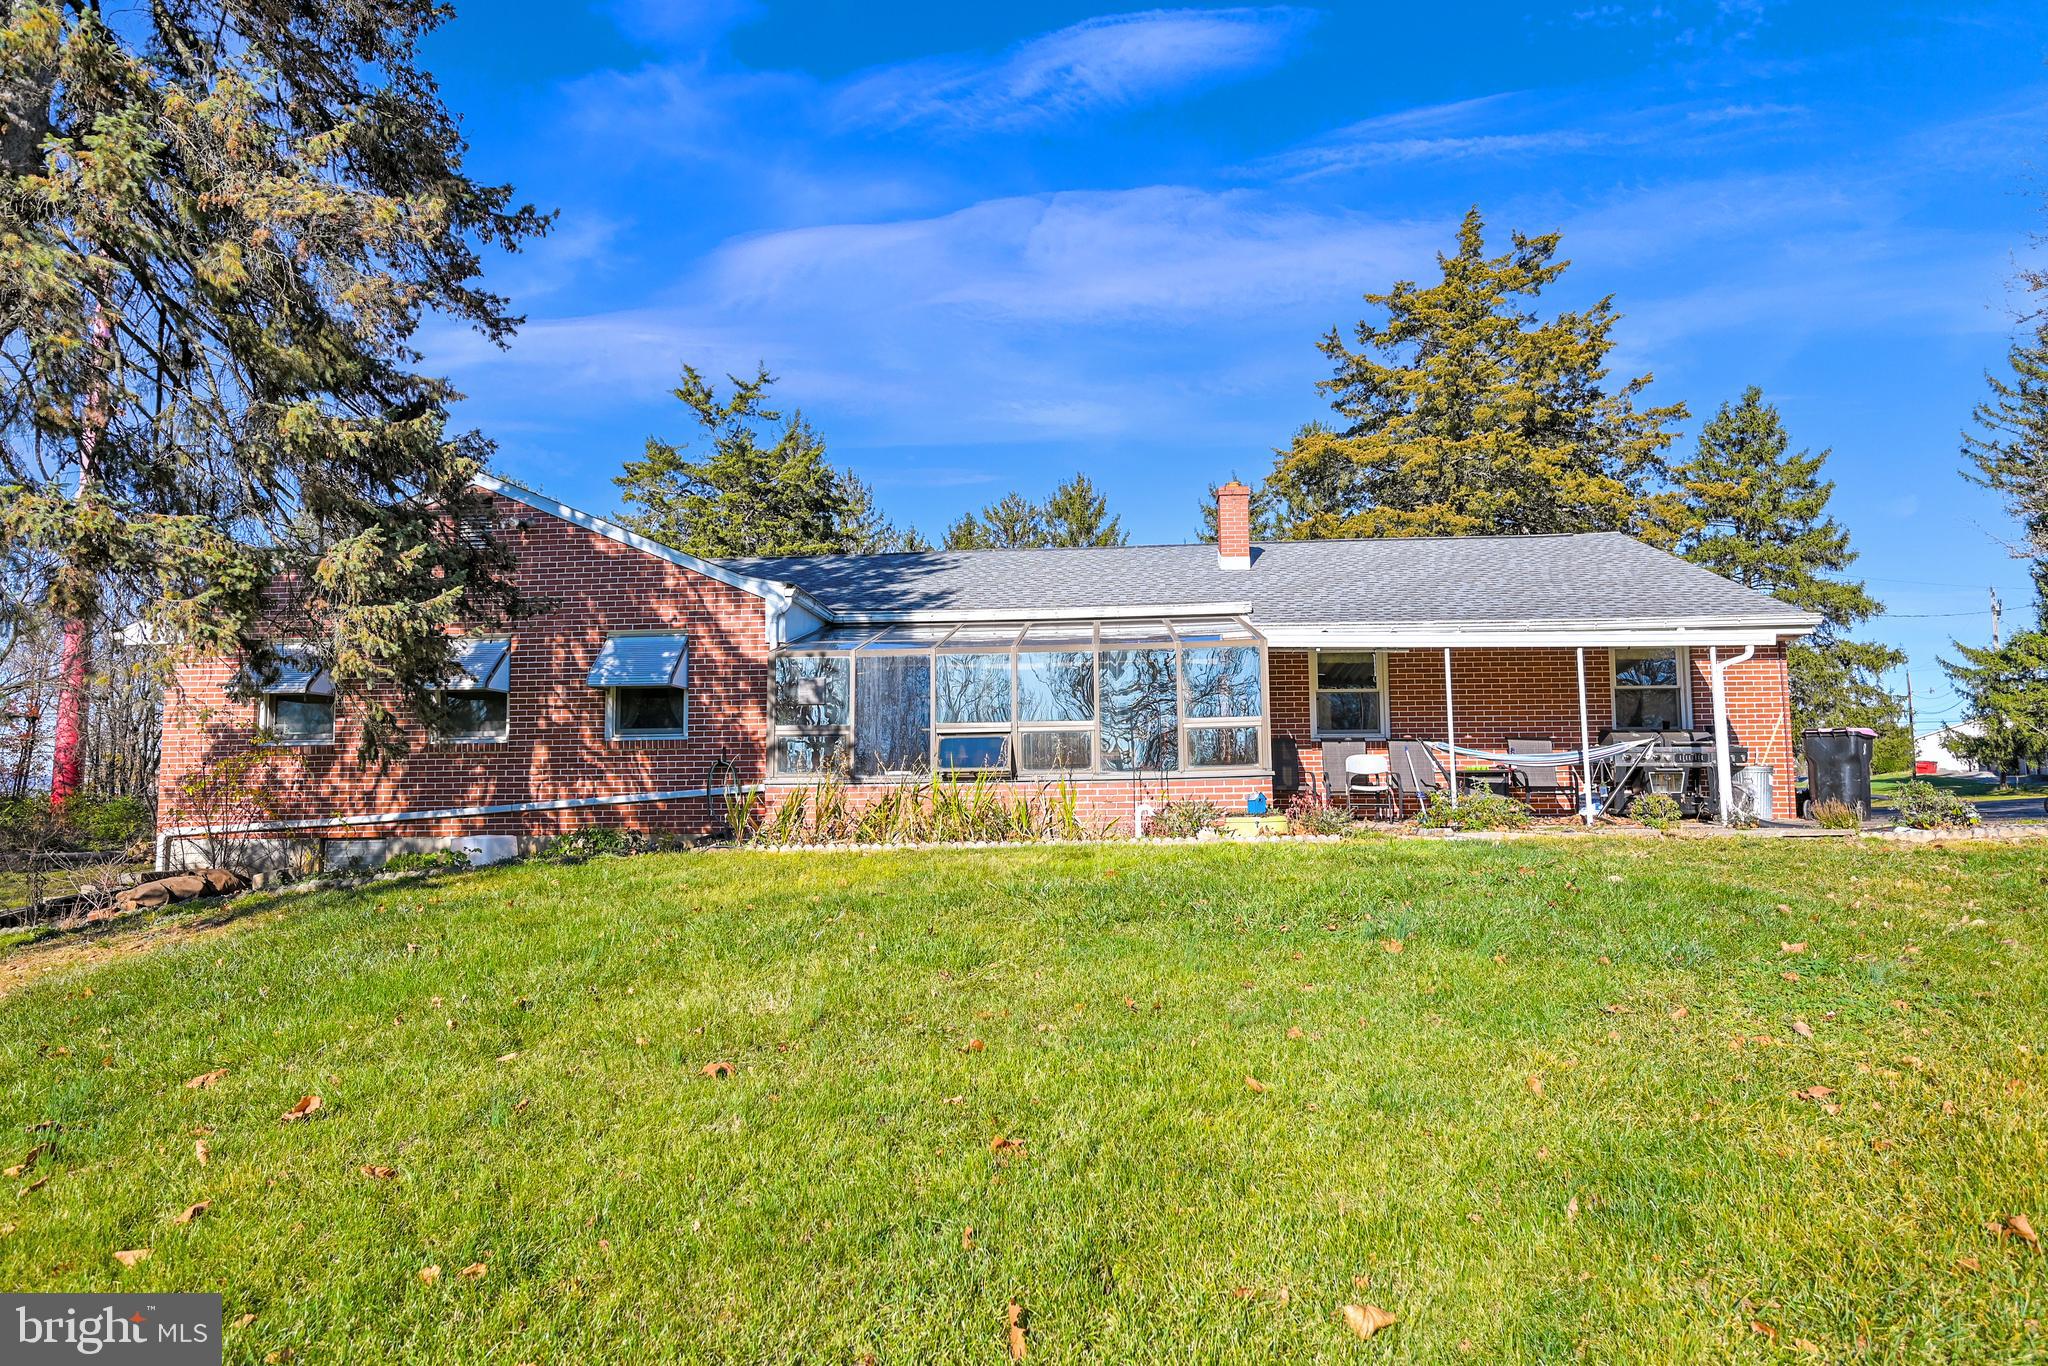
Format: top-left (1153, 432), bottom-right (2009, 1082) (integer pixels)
top-left (1871, 770), bottom-right (2048, 804)
top-left (1, 840), bottom-right (2044, 1362)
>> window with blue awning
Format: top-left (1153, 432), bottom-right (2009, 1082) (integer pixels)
top-left (586, 635), bottom-right (689, 689)
top-left (237, 646), bottom-right (334, 697)
top-left (446, 637), bottom-right (511, 692)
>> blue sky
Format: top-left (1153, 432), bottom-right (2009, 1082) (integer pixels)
top-left (417, 0), bottom-right (2048, 726)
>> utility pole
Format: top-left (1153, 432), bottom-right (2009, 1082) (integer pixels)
top-left (1991, 587), bottom-right (2003, 650)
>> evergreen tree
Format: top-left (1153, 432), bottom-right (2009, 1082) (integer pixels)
top-left (1961, 316), bottom-right (2048, 610)
top-left (0, 0), bottom-right (550, 761)
top-left (1674, 387), bottom-right (1904, 736)
top-left (1942, 632), bottom-right (2048, 782)
top-left (615, 365), bottom-right (901, 557)
top-left (1261, 207), bottom-right (1689, 543)
top-left (943, 475), bottom-right (1127, 550)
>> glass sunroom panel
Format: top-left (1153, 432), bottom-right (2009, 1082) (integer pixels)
top-left (935, 653), bottom-right (1012, 724)
top-left (1020, 729), bottom-right (1091, 772)
top-left (1018, 651), bottom-right (1094, 722)
top-left (937, 733), bottom-right (1011, 772)
top-left (1100, 648), bottom-right (1177, 771)
top-left (1189, 725), bottom-right (1259, 768)
top-left (772, 655), bottom-right (850, 727)
top-left (1184, 645), bottom-right (1261, 719)
top-left (854, 653), bottom-right (931, 775)
top-left (776, 732), bottom-right (849, 776)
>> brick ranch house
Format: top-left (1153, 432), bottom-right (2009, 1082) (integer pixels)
top-left (155, 478), bottom-right (1819, 867)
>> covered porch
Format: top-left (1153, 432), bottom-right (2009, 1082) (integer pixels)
top-left (1263, 624), bottom-right (1800, 824)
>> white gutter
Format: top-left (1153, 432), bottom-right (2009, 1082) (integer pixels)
top-left (1260, 619), bottom-right (1815, 649)
top-left (1708, 645), bottom-right (1756, 824)
top-left (154, 785), bottom-right (761, 870)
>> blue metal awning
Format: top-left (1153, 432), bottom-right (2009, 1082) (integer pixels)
top-left (446, 638), bottom-right (511, 692)
top-left (237, 646), bottom-right (334, 697)
top-left (586, 635), bottom-right (688, 689)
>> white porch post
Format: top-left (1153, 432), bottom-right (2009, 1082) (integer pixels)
top-left (1575, 647), bottom-right (1594, 825)
top-left (1443, 646), bottom-right (1458, 808)
top-left (1708, 644), bottom-right (1755, 824)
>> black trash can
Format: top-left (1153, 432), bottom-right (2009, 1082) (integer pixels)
top-left (1803, 728), bottom-right (1875, 817)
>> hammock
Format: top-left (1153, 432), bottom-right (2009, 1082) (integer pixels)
top-left (1420, 737), bottom-right (1660, 768)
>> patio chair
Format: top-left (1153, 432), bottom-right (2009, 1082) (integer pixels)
top-left (1343, 752), bottom-right (1397, 821)
top-left (1503, 736), bottom-right (1576, 812)
top-left (1385, 738), bottom-right (1447, 814)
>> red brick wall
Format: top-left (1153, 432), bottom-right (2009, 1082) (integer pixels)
top-left (1274, 644), bottom-right (1797, 820)
top-left (155, 493), bottom-right (774, 842)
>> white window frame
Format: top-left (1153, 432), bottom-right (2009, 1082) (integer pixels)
top-left (257, 692), bottom-right (335, 747)
top-left (253, 638), bottom-right (334, 747)
top-left (1310, 649), bottom-right (1389, 740)
top-left (1610, 646), bottom-right (1692, 730)
top-left (770, 651), bottom-right (852, 776)
top-left (432, 637), bottom-right (511, 745)
top-left (600, 628), bottom-right (691, 742)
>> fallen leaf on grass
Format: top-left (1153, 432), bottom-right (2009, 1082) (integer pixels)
top-left (1526, 1075), bottom-right (1545, 1098)
top-left (1750, 1319), bottom-right (1779, 1343)
top-left (458, 1262), bottom-right (487, 1281)
top-left (233, 1313), bottom-right (257, 1329)
top-left (700, 1061), bottom-right (734, 1079)
top-left (113, 1248), bottom-right (150, 1268)
top-left (185, 1068), bottom-right (228, 1089)
top-left (1957, 1256), bottom-right (1981, 1273)
top-left (3, 1145), bottom-right (45, 1179)
top-left (360, 1165), bottom-right (398, 1180)
top-left (279, 1095), bottom-right (322, 1123)
top-left (418, 1265), bottom-right (441, 1285)
top-left (961, 1226), bottom-right (975, 1250)
top-left (194, 1141), bottom-right (210, 1166)
top-left (961, 1040), bottom-right (986, 1054)
top-left (1286, 1026), bottom-right (1304, 1040)
top-left (1342, 1304), bottom-right (1397, 1340)
top-left (1244, 1076), bottom-right (1268, 1094)
top-left (172, 1201), bottom-right (209, 1225)
top-left (1792, 1020), bottom-right (1814, 1040)
top-left (1781, 972), bottom-right (1801, 982)
top-left (496, 1051), bottom-right (520, 1063)
top-left (1781, 942), bottom-right (1807, 956)
top-left (1007, 1302), bottom-right (1027, 1361)
top-left (2000, 1213), bottom-right (2040, 1249)
top-left (1670, 1006), bottom-right (1688, 1020)
top-left (1566, 1196), bottom-right (1579, 1222)
top-left (989, 1136), bottom-right (1025, 1154)
top-left (1380, 939), bottom-right (1404, 954)
top-left (1791, 1338), bottom-right (1823, 1356)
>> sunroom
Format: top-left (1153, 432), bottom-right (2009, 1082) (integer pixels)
top-left (768, 618), bottom-right (1268, 782)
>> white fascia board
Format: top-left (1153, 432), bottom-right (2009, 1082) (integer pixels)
top-left (824, 601), bottom-right (1256, 626)
top-left (1259, 615), bottom-right (1820, 649)
top-left (472, 474), bottom-right (833, 646)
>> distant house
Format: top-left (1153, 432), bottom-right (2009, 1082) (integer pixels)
top-left (155, 478), bottom-right (1818, 866)
top-left (1916, 720), bottom-right (2047, 777)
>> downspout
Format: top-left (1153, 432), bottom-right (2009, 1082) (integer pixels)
top-left (1575, 648), bottom-right (1594, 826)
top-left (1442, 647), bottom-right (1457, 808)
top-left (1708, 645), bottom-right (1756, 824)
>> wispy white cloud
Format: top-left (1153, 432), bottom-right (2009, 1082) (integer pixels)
top-left (829, 8), bottom-right (1318, 133)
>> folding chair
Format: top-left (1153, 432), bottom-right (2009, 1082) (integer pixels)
top-left (1386, 738), bottom-right (1448, 815)
top-left (1504, 736), bottom-right (1576, 811)
top-left (1343, 752), bottom-right (1397, 820)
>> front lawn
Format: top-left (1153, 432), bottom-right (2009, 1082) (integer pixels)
top-left (1, 840), bottom-right (2043, 1362)
top-left (1872, 770), bottom-right (2048, 804)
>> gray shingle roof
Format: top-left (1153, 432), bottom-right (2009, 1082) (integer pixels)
top-left (723, 533), bottom-right (1815, 627)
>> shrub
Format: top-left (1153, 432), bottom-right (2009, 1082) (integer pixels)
top-left (1416, 790), bottom-right (1529, 831)
top-left (384, 848), bottom-right (474, 875)
top-left (1809, 799), bottom-right (1863, 831)
top-left (70, 795), bottom-right (152, 847)
top-left (1631, 791), bottom-right (1683, 831)
top-left (1891, 780), bottom-right (1980, 830)
top-left (531, 826), bottom-right (661, 862)
top-left (1284, 789), bottom-right (1353, 836)
top-left (1148, 800), bottom-right (1223, 839)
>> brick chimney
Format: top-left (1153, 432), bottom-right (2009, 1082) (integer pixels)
top-left (1215, 480), bottom-right (1252, 571)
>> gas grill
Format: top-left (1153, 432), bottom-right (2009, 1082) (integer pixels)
top-left (1599, 728), bottom-right (1746, 818)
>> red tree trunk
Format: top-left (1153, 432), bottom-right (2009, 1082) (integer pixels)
top-left (48, 615), bottom-right (90, 803)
